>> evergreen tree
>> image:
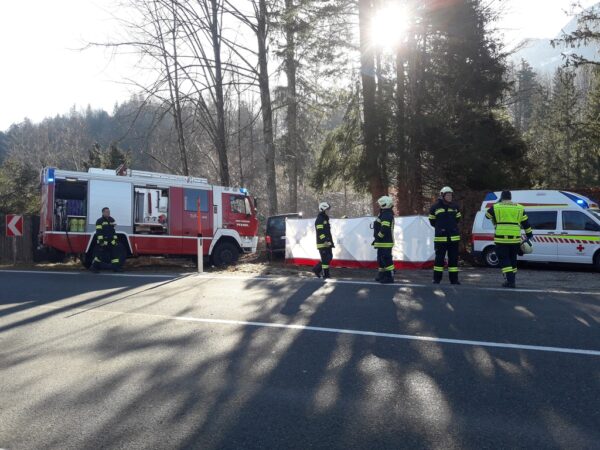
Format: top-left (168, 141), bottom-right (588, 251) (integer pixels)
top-left (581, 68), bottom-right (600, 185)
top-left (0, 158), bottom-right (40, 214)
top-left (511, 60), bottom-right (541, 133)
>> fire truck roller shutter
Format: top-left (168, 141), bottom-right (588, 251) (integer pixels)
top-left (87, 180), bottom-right (134, 234)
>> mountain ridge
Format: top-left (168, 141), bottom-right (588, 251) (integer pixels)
top-left (509, 3), bottom-right (600, 73)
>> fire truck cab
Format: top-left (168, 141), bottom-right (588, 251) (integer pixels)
top-left (39, 167), bottom-right (259, 267)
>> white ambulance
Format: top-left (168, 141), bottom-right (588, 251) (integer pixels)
top-left (471, 190), bottom-right (600, 270)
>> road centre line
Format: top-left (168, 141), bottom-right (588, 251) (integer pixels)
top-left (0, 270), bottom-right (183, 279)
top-left (38, 304), bottom-right (600, 357)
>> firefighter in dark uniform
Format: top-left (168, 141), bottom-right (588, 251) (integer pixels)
top-left (373, 196), bottom-right (395, 284)
top-left (486, 190), bottom-right (533, 288)
top-left (91, 207), bottom-right (124, 273)
top-left (312, 202), bottom-right (334, 279)
top-left (428, 186), bottom-right (462, 285)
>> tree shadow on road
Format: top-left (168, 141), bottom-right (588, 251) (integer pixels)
top-left (4, 275), bottom-right (599, 450)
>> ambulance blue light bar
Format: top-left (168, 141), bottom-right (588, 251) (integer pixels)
top-left (560, 191), bottom-right (589, 209)
top-left (484, 192), bottom-right (498, 201)
top-left (239, 188), bottom-right (248, 195)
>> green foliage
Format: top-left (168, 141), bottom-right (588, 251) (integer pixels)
top-left (552, 4), bottom-right (600, 67)
top-left (524, 67), bottom-right (600, 188)
top-left (311, 87), bottom-right (365, 193)
top-left (83, 142), bottom-right (131, 171)
top-left (390, 0), bottom-right (528, 209)
top-left (0, 158), bottom-right (40, 214)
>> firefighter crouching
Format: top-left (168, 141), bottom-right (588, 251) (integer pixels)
top-left (373, 196), bottom-right (395, 284)
top-left (428, 186), bottom-right (462, 285)
top-left (313, 202), bottom-right (334, 279)
top-left (486, 190), bottom-right (533, 288)
top-left (91, 207), bottom-right (125, 273)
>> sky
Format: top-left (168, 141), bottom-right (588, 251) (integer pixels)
top-left (0, 0), bottom-right (598, 131)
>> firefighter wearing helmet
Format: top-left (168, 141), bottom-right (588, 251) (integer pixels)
top-left (428, 186), bottom-right (462, 284)
top-left (91, 207), bottom-right (125, 273)
top-left (312, 201), bottom-right (334, 279)
top-left (372, 195), bottom-right (395, 284)
top-left (486, 190), bottom-right (533, 288)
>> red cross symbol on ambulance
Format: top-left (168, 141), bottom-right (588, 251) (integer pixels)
top-left (577, 244), bottom-right (585, 253)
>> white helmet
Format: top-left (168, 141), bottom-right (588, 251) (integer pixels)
top-left (377, 195), bottom-right (393, 209)
top-left (440, 186), bottom-right (454, 195)
top-left (319, 202), bottom-right (331, 212)
top-left (521, 240), bottom-right (533, 254)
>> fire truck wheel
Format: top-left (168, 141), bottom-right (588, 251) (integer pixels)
top-left (483, 246), bottom-right (499, 268)
top-left (46, 248), bottom-right (65, 263)
top-left (81, 251), bottom-right (94, 269)
top-left (211, 241), bottom-right (240, 267)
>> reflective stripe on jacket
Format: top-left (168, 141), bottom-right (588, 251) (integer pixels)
top-left (486, 201), bottom-right (533, 244)
top-left (428, 199), bottom-right (461, 243)
top-left (373, 209), bottom-right (395, 248)
top-left (315, 211), bottom-right (332, 249)
top-left (96, 216), bottom-right (117, 245)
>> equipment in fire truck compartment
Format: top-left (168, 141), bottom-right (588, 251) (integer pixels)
top-left (134, 187), bottom-right (169, 234)
top-left (53, 180), bottom-right (88, 232)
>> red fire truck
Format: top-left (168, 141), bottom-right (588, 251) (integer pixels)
top-left (39, 167), bottom-right (259, 267)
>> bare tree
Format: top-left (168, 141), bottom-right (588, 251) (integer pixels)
top-left (223, 0), bottom-right (279, 215)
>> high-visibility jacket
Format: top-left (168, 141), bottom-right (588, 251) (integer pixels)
top-left (486, 201), bottom-right (533, 244)
top-left (428, 199), bottom-right (461, 243)
top-left (95, 216), bottom-right (117, 246)
top-left (315, 211), bottom-right (332, 249)
top-left (373, 208), bottom-right (395, 248)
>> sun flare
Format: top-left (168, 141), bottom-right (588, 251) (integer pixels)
top-left (371, 5), bottom-right (411, 49)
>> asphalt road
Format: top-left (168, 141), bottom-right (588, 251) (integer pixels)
top-left (1, 270), bottom-right (599, 450)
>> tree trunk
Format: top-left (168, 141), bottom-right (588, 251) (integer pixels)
top-left (257, 0), bottom-right (278, 215)
top-left (359, 0), bottom-right (386, 214)
top-left (237, 78), bottom-right (244, 187)
top-left (395, 43), bottom-right (409, 215)
top-left (170, 1), bottom-right (189, 176)
top-left (284, 0), bottom-right (299, 212)
top-left (210, 0), bottom-right (230, 186)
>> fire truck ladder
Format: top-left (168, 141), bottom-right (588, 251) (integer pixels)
top-left (122, 169), bottom-right (208, 185)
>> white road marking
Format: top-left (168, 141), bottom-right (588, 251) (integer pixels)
top-left (195, 274), bottom-right (600, 296)
top-left (2, 269), bottom-right (599, 294)
top-left (38, 303), bottom-right (600, 357)
top-left (0, 269), bottom-right (183, 279)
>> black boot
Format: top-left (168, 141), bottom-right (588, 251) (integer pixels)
top-left (375, 271), bottom-right (383, 282)
top-left (502, 272), bottom-right (516, 288)
top-left (312, 263), bottom-right (322, 278)
top-left (450, 272), bottom-right (460, 285)
top-left (380, 271), bottom-right (394, 284)
top-left (433, 271), bottom-right (443, 284)
top-left (323, 268), bottom-right (330, 280)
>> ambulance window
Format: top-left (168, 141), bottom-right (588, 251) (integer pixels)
top-left (184, 189), bottom-right (209, 212)
top-left (562, 211), bottom-right (600, 232)
top-left (482, 216), bottom-right (494, 230)
top-left (526, 211), bottom-right (557, 230)
top-left (230, 196), bottom-right (246, 214)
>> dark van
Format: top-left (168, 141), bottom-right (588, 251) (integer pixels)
top-left (265, 213), bottom-right (301, 259)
